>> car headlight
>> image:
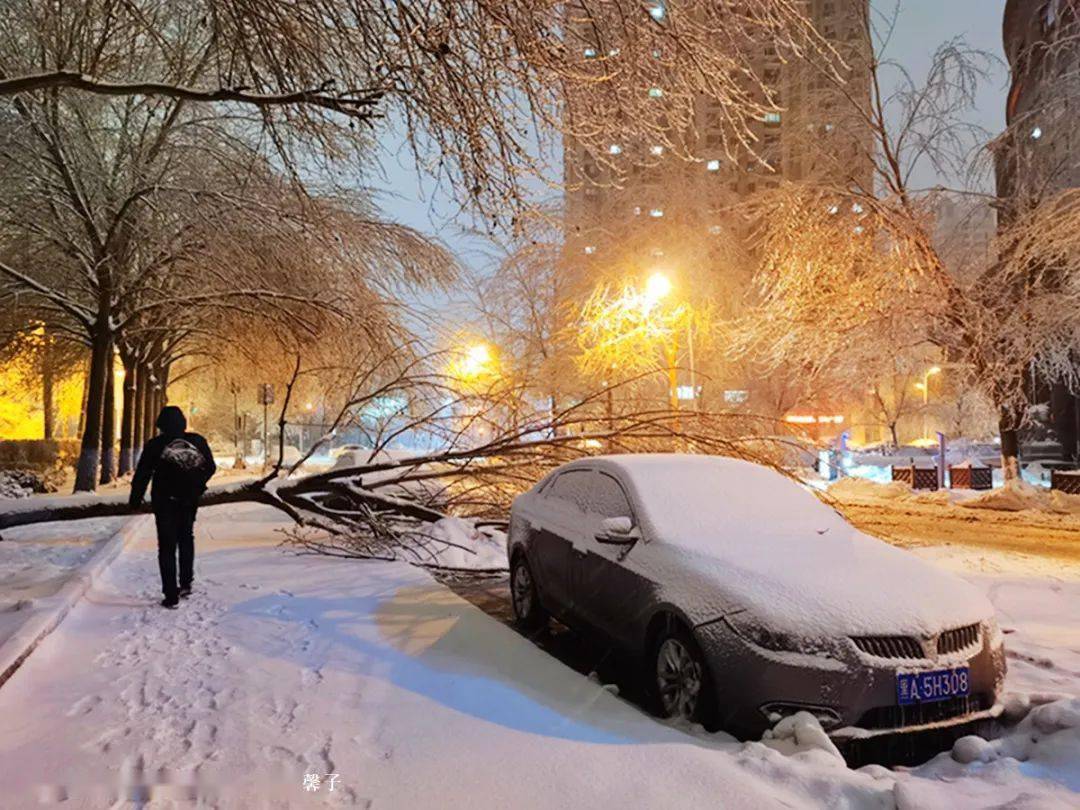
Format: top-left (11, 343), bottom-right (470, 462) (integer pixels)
top-left (727, 613), bottom-right (806, 653)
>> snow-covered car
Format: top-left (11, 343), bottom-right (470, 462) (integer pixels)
top-left (506, 454), bottom-right (1006, 740)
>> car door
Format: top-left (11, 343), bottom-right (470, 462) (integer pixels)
top-left (526, 470), bottom-right (593, 619)
top-left (569, 472), bottom-right (654, 649)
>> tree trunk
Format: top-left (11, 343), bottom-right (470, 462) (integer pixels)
top-left (889, 422), bottom-right (899, 450)
top-left (73, 330), bottom-right (110, 492)
top-left (999, 409), bottom-right (1021, 482)
top-left (141, 366), bottom-right (157, 450)
top-left (132, 362), bottom-right (146, 465)
top-left (118, 360), bottom-right (136, 476)
top-left (41, 334), bottom-right (55, 440)
top-left (100, 352), bottom-right (116, 485)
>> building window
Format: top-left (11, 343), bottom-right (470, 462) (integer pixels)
top-left (608, 143), bottom-right (623, 155)
top-left (584, 47), bottom-right (597, 59)
top-left (634, 206), bottom-right (642, 216)
top-left (647, 1), bottom-right (666, 21)
top-left (764, 112), bottom-right (782, 124)
top-left (706, 159), bottom-right (721, 171)
top-left (650, 145), bottom-right (664, 156)
top-left (648, 87), bottom-right (664, 98)
top-left (1031, 126), bottom-right (1043, 140)
top-left (649, 208), bottom-right (665, 218)
top-left (584, 245), bottom-right (596, 255)
top-left (608, 47), bottom-right (621, 57)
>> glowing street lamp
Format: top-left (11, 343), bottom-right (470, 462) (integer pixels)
top-left (644, 271), bottom-right (673, 305)
top-left (460, 343), bottom-right (494, 379)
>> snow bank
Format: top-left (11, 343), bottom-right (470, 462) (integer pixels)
top-left (412, 517), bottom-right (507, 571)
top-left (761, 712), bottom-right (846, 765)
top-left (960, 479), bottom-right (1048, 513)
top-left (828, 477), bottom-right (910, 502)
top-left (941, 697), bottom-right (1080, 789)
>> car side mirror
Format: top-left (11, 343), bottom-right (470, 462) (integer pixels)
top-left (596, 516), bottom-right (638, 545)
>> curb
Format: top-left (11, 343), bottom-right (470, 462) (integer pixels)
top-left (0, 514), bottom-right (150, 689)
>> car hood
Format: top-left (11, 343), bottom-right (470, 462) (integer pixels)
top-left (641, 524), bottom-right (993, 638)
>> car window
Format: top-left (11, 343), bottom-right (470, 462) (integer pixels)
top-left (545, 470), bottom-right (633, 520)
top-left (544, 470), bottom-right (593, 512)
top-left (590, 473), bottom-right (634, 519)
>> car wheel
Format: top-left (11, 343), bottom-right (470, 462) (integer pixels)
top-left (651, 624), bottom-right (716, 725)
top-left (510, 554), bottom-right (548, 632)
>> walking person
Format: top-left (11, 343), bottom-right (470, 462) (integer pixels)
top-left (129, 406), bottom-right (216, 609)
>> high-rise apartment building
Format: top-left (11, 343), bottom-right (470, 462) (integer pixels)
top-left (998, 0), bottom-right (1080, 460)
top-left (999, 0), bottom-right (1080, 206)
top-left (563, 0), bottom-right (873, 292)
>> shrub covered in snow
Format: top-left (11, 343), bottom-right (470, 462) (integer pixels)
top-left (0, 469), bottom-right (52, 499)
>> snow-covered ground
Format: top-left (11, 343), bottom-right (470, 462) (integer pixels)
top-left (0, 516), bottom-right (127, 649)
top-left (0, 503), bottom-right (1077, 808)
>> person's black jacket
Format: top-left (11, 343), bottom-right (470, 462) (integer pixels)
top-left (130, 406), bottom-right (216, 508)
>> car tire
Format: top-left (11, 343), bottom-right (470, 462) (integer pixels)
top-left (510, 553), bottom-right (549, 632)
top-left (649, 623), bottom-right (717, 727)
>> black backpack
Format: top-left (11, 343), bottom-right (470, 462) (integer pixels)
top-left (158, 436), bottom-right (209, 499)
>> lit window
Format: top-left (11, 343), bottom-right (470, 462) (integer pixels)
top-left (608, 47), bottom-right (621, 57)
top-left (706, 159), bottom-right (721, 171)
top-left (608, 144), bottom-right (623, 155)
top-left (853, 225), bottom-right (864, 235)
top-left (824, 123), bottom-right (835, 133)
top-left (649, 208), bottom-right (665, 218)
top-left (584, 245), bottom-right (597, 255)
top-left (647, 1), bottom-right (666, 21)
top-left (634, 206), bottom-right (642, 216)
top-left (648, 87), bottom-right (664, 98)
top-left (652, 48), bottom-right (663, 59)
top-left (1032, 126), bottom-right (1043, 140)
top-left (828, 205), bottom-right (840, 215)
top-left (650, 145), bottom-right (664, 156)
top-left (852, 202), bottom-right (864, 214)
top-left (764, 112), bottom-right (782, 124)
top-left (583, 47), bottom-right (597, 59)
top-left (708, 224), bottom-right (722, 235)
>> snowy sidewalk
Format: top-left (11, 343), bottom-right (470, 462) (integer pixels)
top-left (0, 504), bottom-right (1077, 809)
top-left (0, 515), bottom-right (129, 655)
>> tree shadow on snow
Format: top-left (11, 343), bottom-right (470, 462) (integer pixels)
top-left (223, 569), bottom-right (720, 747)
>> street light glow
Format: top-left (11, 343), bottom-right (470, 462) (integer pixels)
top-left (460, 342), bottom-right (493, 378)
top-left (645, 272), bottom-right (673, 303)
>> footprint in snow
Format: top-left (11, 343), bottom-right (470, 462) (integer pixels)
top-left (66, 694), bottom-right (101, 717)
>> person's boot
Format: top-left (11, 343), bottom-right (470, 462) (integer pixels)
top-left (178, 586), bottom-right (192, 599)
top-left (161, 596), bottom-right (179, 609)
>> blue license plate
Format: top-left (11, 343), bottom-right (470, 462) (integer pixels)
top-left (896, 667), bottom-right (970, 705)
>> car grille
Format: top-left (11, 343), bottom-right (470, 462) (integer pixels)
top-left (937, 623), bottom-right (980, 655)
top-left (851, 635), bottom-right (925, 660)
top-left (857, 693), bottom-right (992, 730)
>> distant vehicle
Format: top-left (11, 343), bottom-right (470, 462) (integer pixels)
top-left (506, 454), bottom-right (1005, 741)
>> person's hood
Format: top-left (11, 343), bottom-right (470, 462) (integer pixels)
top-left (156, 405), bottom-right (187, 436)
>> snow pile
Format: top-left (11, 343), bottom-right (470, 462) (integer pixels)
top-left (761, 712), bottom-right (846, 765)
top-left (413, 517), bottom-right (507, 571)
top-left (943, 697), bottom-right (1080, 787)
top-left (0, 470), bottom-right (45, 499)
top-left (960, 479), bottom-right (1048, 513)
top-left (828, 476), bottom-right (910, 502)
